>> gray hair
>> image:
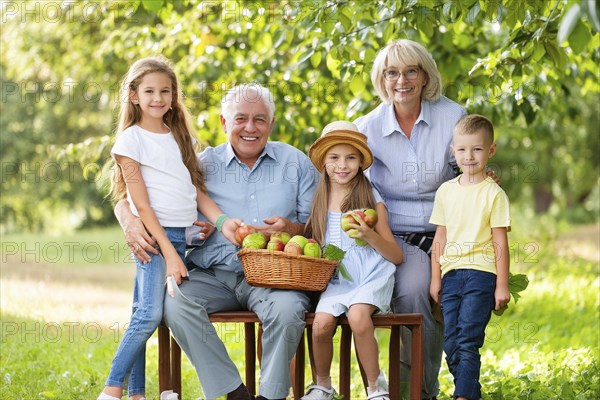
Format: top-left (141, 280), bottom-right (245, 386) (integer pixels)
top-left (221, 84), bottom-right (275, 122)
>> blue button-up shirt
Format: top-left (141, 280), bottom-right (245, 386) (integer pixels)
top-left (354, 97), bottom-right (466, 233)
top-left (186, 141), bottom-right (319, 272)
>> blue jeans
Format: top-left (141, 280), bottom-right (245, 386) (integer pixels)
top-left (441, 269), bottom-right (496, 400)
top-left (106, 227), bottom-right (186, 395)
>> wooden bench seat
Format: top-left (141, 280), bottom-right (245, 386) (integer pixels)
top-left (158, 311), bottom-right (423, 399)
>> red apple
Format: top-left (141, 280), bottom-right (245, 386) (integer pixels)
top-left (363, 208), bottom-right (378, 227)
top-left (266, 238), bottom-right (285, 251)
top-left (235, 224), bottom-right (256, 245)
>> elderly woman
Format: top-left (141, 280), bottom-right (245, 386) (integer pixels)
top-left (354, 39), bottom-right (467, 400)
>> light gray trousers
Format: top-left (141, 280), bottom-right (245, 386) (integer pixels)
top-left (392, 239), bottom-right (444, 399)
top-left (163, 267), bottom-right (311, 399)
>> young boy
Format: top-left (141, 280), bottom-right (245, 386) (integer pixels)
top-left (429, 114), bottom-right (511, 400)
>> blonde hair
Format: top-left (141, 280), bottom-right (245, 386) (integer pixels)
top-left (305, 168), bottom-right (376, 245)
top-left (453, 114), bottom-right (495, 144)
top-left (371, 39), bottom-right (442, 104)
top-left (109, 56), bottom-right (205, 202)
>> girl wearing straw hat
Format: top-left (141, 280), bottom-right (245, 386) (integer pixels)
top-left (302, 121), bottom-right (404, 400)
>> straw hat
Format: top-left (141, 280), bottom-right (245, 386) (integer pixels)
top-left (309, 121), bottom-right (373, 172)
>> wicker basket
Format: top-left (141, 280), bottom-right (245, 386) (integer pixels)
top-left (238, 248), bottom-right (339, 292)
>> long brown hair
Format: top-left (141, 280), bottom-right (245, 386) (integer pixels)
top-left (109, 56), bottom-right (205, 202)
top-left (305, 167), bottom-right (376, 245)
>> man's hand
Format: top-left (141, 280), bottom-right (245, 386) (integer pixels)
top-left (257, 216), bottom-right (304, 237)
top-left (124, 217), bottom-right (159, 263)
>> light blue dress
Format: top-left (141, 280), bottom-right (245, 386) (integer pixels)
top-left (316, 194), bottom-right (396, 316)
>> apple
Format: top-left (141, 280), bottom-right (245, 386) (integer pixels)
top-left (270, 231), bottom-right (291, 245)
top-left (347, 229), bottom-right (359, 238)
top-left (303, 240), bottom-right (322, 258)
top-left (341, 213), bottom-right (357, 232)
top-left (353, 210), bottom-right (366, 222)
top-left (363, 208), bottom-right (378, 227)
top-left (242, 232), bottom-right (267, 249)
top-left (235, 224), bottom-right (257, 245)
top-left (284, 242), bottom-right (303, 256)
top-left (266, 238), bottom-right (285, 251)
top-left (287, 235), bottom-right (309, 249)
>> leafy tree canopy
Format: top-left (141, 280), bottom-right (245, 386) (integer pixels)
top-left (1, 0), bottom-right (598, 232)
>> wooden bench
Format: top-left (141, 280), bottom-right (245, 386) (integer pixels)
top-left (158, 311), bottom-right (423, 399)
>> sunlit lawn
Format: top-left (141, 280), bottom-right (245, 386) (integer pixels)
top-left (1, 220), bottom-right (599, 399)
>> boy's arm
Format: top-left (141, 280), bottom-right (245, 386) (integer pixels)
top-left (492, 226), bottom-right (510, 310)
top-left (430, 225), bottom-right (446, 304)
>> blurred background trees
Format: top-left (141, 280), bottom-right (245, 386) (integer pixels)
top-left (1, 0), bottom-right (598, 233)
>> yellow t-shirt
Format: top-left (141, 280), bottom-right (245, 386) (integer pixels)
top-left (430, 176), bottom-right (511, 277)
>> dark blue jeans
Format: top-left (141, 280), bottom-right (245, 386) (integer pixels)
top-left (441, 269), bottom-right (496, 399)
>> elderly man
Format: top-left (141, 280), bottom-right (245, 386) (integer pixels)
top-left (115, 84), bottom-right (318, 400)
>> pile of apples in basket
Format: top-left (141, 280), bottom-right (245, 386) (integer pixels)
top-left (234, 208), bottom-right (378, 258)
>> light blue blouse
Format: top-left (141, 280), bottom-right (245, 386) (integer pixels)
top-left (354, 97), bottom-right (467, 233)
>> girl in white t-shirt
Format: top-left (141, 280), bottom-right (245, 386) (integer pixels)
top-left (99, 57), bottom-right (239, 400)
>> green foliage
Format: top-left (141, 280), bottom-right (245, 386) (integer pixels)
top-left (1, 0), bottom-right (598, 232)
top-left (2, 220), bottom-right (599, 398)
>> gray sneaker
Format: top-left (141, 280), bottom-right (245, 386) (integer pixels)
top-left (301, 384), bottom-right (336, 400)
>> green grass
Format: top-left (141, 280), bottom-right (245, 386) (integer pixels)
top-left (1, 220), bottom-right (599, 399)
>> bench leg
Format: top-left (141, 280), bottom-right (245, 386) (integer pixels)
top-left (292, 329), bottom-right (305, 399)
top-left (389, 326), bottom-right (400, 400)
top-left (171, 335), bottom-right (182, 396)
top-left (339, 325), bottom-right (352, 399)
top-left (409, 324), bottom-right (423, 400)
top-left (158, 325), bottom-right (171, 393)
top-left (244, 322), bottom-right (256, 395)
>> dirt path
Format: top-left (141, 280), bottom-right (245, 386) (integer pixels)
top-left (1, 259), bottom-right (136, 327)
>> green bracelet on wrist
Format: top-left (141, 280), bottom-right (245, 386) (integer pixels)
top-left (215, 214), bottom-right (229, 232)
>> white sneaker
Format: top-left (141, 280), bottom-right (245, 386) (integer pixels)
top-left (366, 389), bottom-right (390, 400)
top-left (160, 390), bottom-right (179, 400)
top-left (97, 393), bottom-right (120, 400)
top-left (301, 384), bottom-right (336, 400)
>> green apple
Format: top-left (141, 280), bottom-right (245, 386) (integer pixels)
top-left (303, 239), bottom-right (322, 258)
top-left (235, 224), bottom-right (257, 245)
top-left (242, 232), bottom-right (267, 249)
top-left (341, 213), bottom-right (356, 232)
top-left (270, 231), bottom-right (291, 245)
top-left (287, 235), bottom-right (309, 250)
top-left (347, 229), bottom-right (359, 238)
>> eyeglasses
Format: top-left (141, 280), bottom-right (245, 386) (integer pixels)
top-left (383, 66), bottom-right (420, 81)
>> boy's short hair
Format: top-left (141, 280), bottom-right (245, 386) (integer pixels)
top-left (453, 114), bottom-right (495, 144)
